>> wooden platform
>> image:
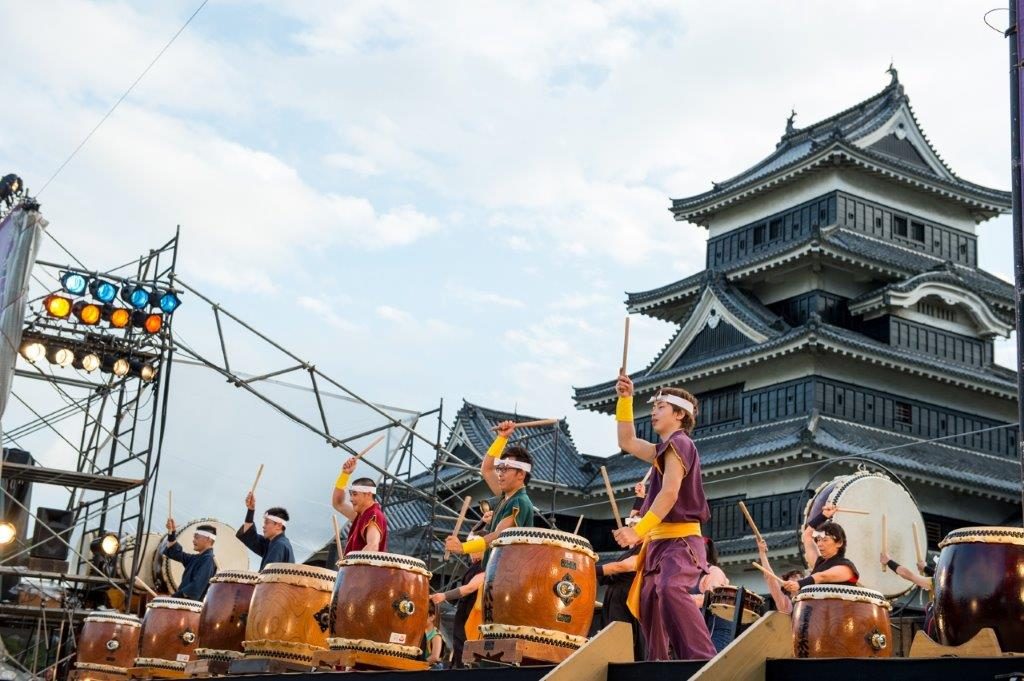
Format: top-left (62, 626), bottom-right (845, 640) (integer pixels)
top-left (126, 666), bottom-right (187, 680)
top-left (69, 670), bottom-right (128, 681)
top-left (227, 657), bottom-right (314, 675)
top-left (312, 648), bottom-right (429, 671)
top-left (182, 658), bottom-right (233, 678)
top-left (464, 637), bottom-right (578, 666)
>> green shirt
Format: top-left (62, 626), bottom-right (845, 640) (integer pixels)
top-left (488, 486), bottom-right (534, 534)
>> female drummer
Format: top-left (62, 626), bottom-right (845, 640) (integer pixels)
top-left (782, 507), bottom-right (858, 595)
top-left (756, 537), bottom-right (804, 614)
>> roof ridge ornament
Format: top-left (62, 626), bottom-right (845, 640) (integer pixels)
top-left (886, 61), bottom-right (898, 86)
top-left (785, 108), bottom-right (797, 135)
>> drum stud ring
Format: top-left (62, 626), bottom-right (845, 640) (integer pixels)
top-left (868, 629), bottom-right (887, 651)
top-left (313, 604), bottom-right (331, 632)
top-left (105, 640), bottom-right (119, 651)
top-left (392, 595), bottom-right (416, 619)
top-left (180, 630), bottom-right (196, 645)
top-left (554, 574), bottom-right (582, 606)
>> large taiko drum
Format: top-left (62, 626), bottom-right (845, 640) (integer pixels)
top-left (117, 532), bottom-right (162, 593)
top-left (791, 585), bottom-right (892, 658)
top-left (709, 586), bottom-right (766, 625)
top-left (805, 471), bottom-right (925, 599)
top-left (934, 526), bottom-right (1024, 652)
top-left (133, 596), bottom-right (203, 673)
top-left (74, 612), bottom-right (142, 676)
top-left (243, 563), bottom-right (336, 665)
top-left (328, 552), bottom-right (432, 661)
top-left (194, 570), bottom-right (259, 662)
top-left (152, 519), bottom-right (249, 594)
top-left (481, 528), bottom-right (597, 650)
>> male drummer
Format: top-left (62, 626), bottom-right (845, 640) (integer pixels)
top-left (611, 374), bottom-right (716, 661)
top-left (444, 420), bottom-right (534, 557)
top-left (162, 518), bottom-right (217, 601)
top-left (236, 492), bottom-right (295, 570)
top-left (782, 506), bottom-right (858, 594)
top-left (332, 456), bottom-right (388, 554)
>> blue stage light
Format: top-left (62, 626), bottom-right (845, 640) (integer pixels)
top-left (157, 291), bottom-right (181, 314)
top-left (60, 272), bottom-right (88, 296)
top-left (89, 279), bottom-right (119, 304)
top-left (121, 284), bottom-right (150, 309)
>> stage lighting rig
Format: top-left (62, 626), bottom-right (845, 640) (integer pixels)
top-left (0, 520), bottom-right (16, 546)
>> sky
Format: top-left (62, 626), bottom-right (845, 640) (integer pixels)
top-left (0, 1), bottom-right (1017, 563)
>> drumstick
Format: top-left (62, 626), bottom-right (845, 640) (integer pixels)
top-left (250, 464), bottom-right (264, 495)
top-left (134, 576), bottom-right (158, 598)
top-left (600, 466), bottom-right (623, 530)
top-left (444, 496), bottom-right (473, 561)
top-left (641, 467), bottom-right (653, 486)
top-left (489, 418), bottom-right (559, 431)
top-left (167, 490), bottom-right (172, 519)
top-left (912, 522), bottom-right (923, 566)
top-left (332, 515), bottom-right (344, 563)
top-left (881, 514), bottom-right (888, 572)
top-left (751, 561), bottom-right (786, 585)
top-left (738, 500), bottom-right (763, 544)
top-left (574, 515), bottom-right (585, 535)
top-left (621, 316), bottom-right (630, 374)
top-left (832, 507), bottom-right (870, 515)
top-left (355, 434), bottom-right (386, 461)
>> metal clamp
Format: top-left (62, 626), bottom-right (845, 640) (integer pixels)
top-left (106, 640), bottom-right (120, 651)
top-left (392, 595), bottom-right (416, 619)
top-left (180, 630), bottom-right (196, 645)
top-left (554, 574), bottom-right (582, 606)
top-left (868, 630), bottom-right (887, 651)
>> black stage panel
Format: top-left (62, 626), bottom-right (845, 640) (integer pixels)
top-left (229, 665), bottom-right (553, 681)
top-left (766, 657), bottom-right (1024, 681)
top-left (608, 660), bottom-right (706, 680)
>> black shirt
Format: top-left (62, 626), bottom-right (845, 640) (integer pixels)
top-left (811, 554), bottom-right (859, 584)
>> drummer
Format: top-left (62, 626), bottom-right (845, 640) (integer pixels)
top-left (756, 537), bottom-right (804, 614)
top-left (430, 523), bottom-right (489, 668)
top-left (332, 456), bottom-right (388, 554)
top-left (162, 518), bottom-right (217, 600)
top-left (444, 420), bottom-right (534, 557)
top-left (236, 492), bottom-right (295, 569)
top-left (782, 505), bottom-right (858, 595)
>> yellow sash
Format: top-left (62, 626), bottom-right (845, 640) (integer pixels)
top-left (625, 521), bottom-right (702, 620)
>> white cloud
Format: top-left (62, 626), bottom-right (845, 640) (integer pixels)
top-left (376, 305), bottom-right (458, 340)
top-left (445, 282), bottom-right (525, 308)
top-left (549, 292), bottom-right (616, 310)
top-left (296, 296), bottom-right (362, 333)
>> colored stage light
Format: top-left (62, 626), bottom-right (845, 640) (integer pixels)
top-left (47, 346), bottom-right (74, 368)
top-left (60, 272), bottom-right (88, 295)
top-left (0, 521), bottom-right (15, 546)
top-left (74, 353), bottom-right (100, 373)
top-left (132, 311), bottom-right (163, 334)
top-left (89, 279), bottom-right (118, 304)
top-left (19, 340), bottom-right (45, 363)
top-left (44, 295), bottom-right (73, 318)
top-left (105, 307), bottom-right (130, 329)
top-left (156, 290), bottom-right (181, 314)
top-left (72, 301), bottom-right (101, 325)
top-left (121, 284), bottom-right (150, 309)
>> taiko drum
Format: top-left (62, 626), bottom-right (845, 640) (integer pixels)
top-left (194, 570), bottom-right (259, 661)
top-left (482, 528), bottom-right (597, 649)
top-left (75, 611), bottom-right (142, 675)
top-left (242, 563), bottom-right (336, 664)
top-left (134, 596), bottom-right (203, 672)
top-left (791, 585), bottom-right (892, 658)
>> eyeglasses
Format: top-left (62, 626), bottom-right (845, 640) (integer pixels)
top-left (813, 534), bottom-right (832, 543)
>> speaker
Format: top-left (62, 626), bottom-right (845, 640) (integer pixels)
top-left (30, 507), bottom-right (75, 561)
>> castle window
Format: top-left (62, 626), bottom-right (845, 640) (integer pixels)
top-left (769, 219), bottom-right (782, 240)
top-left (875, 216), bottom-right (882, 227)
top-left (753, 224), bottom-right (766, 246)
top-left (895, 401), bottom-right (913, 424)
top-left (894, 216), bottom-right (908, 238)
top-left (911, 221), bottom-right (925, 242)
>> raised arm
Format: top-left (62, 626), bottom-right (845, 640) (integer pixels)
top-left (757, 537), bottom-right (791, 614)
top-left (615, 373), bottom-right (657, 462)
top-left (881, 551), bottom-right (932, 591)
top-left (801, 525), bottom-right (818, 569)
top-left (331, 457), bottom-right (359, 522)
top-left (612, 446), bottom-right (683, 548)
top-left (242, 492), bottom-right (256, 533)
top-left (481, 421), bottom-right (516, 496)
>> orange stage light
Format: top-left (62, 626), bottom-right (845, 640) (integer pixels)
top-left (44, 295), bottom-right (72, 318)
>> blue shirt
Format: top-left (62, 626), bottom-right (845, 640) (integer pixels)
top-left (235, 524), bottom-right (294, 570)
top-left (162, 543), bottom-right (217, 601)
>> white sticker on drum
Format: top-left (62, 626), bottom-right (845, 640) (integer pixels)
top-left (176, 654), bottom-right (190, 662)
top-left (389, 632), bottom-right (407, 644)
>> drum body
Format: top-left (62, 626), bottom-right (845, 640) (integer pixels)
top-left (75, 612), bottom-right (142, 675)
top-left (934, 526), bottom-right (1024, 652)
top-left (708, 586), bottom-right (765, 625)
top-left (194, 570), bottom-right (259, 661)
top-left (134, 597), bottom-right (202, 672)
top-left (791, 585), bottom-right (892, 658)
top-left (243, 563), bottom-right (336, 664)
top-left (328, 552), bottom-right (431, 660)
top-left (117, 533), bottom-right (162, 593)
top-left (482, 528), bottom-right (597, 649)
top-left (152, 518), bottom-right (249, 594)
top-left (805, 471), bottom-right (925, 599)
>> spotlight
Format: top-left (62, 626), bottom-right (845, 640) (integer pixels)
top-left (120, 284), bottom-right (150, 309)
top-left (101, 355), bottom-right (131, 377)
top-left (130, 359), bottom-right (157, 383)
top-left (88, 279), bottom-right (119, 304)
top-left (132, 311), bottom-right (162, 334)
top-left (0, 520), bottom-right (15, 546)
top-left (74, 352), bottom-right (100, 372)
top-left (150, 290), bottom-right (182, 314)
top-left (44, 294), bottom-right (73, 318)
top-left (19, 339), bottom-right (45, 363)
top-left (104, 306), bottom-right (130, 329)
top-left (72, 301), bottom-right (101, 325)
top-left (89, 532), bottom-right (120, 557)
top-left (46, 346), bottom-right (74, 368)
top-left (60, 272), bottom-right (88, 296)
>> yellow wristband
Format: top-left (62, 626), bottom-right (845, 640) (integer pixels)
top-left (486, 435), bottom-right (508, 458)
top-left (334, 471), bottom-right (351, 490)
top-left (616, 396), bottom-right (634, 422)
top-left (632, 510), bottom-right (662, 537)
top-left (461, 536), bottom-right (487, 554)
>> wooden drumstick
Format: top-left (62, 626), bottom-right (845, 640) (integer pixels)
top-left (621, 316), bottom-right (630, 374)
top-left (332, 515), bottom-right (344, 563)
top-left (600, 466), bottom-right (623, 530)
top-left (641, 467), bottom-right (653, 486)
top-left (832, 507), bottom-right (869, 515)
top-left (167, 490), bottom-right (172, 519)
top-left (444, 496), bottom-right (473, 561)
top-left (574, 515), bottom-right (585, 535)
top-left (134, 576), bottom-right (158, 598)
top-left (912, 522), bottom-right (923, 565)
top-left (250, 464), bottom-right (264, 495)
top-left (881, 514), bottom-right (888, 572)
top-left (355, 434), bottom-right (386, 461)
top-left (738, 500), bottom-right (763, 544)
top-left (489, 418), bottom-right (559, 431)
top-left (751, 561), bottom-right (786, 585)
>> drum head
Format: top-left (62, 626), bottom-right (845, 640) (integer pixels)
top-left (157, 519), bottom-right (249, 593)
top-left (804, 472), bottom-right (924, 599)
top-left (119, 532), bottom-right (162, 592)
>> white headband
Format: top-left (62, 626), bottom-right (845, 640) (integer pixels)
top-left (194, 530), bottom-right (216, 541)
top-left (264, 513), bottom-right (287, 527)
top-left (496, 459), bottom-right (532, 473)
top-left (350, 484), bottom-right (377, 494)
top-left (648, 392), bottom-right (694, 415)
